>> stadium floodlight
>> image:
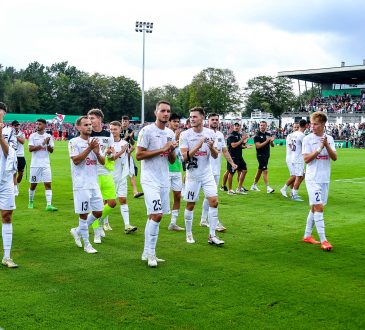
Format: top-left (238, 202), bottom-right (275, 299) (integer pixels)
top-left (135, 21), bottom-right (154, 124)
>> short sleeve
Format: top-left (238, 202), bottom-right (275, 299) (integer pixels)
top-left (137, 127), bottom-right (149, 149)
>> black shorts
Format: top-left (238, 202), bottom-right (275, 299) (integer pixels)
top-left (257, 155), bottom-right (269, 170)
top-left (227, 158), bottom-right (247, 173)
top-left (17, 157), bottom-right (26, 172)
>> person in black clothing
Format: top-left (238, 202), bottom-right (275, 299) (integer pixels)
top-left (121, 116), bottom-right (143, 198)
top-left (226, 123), bottom-right (249, 195)
top-left (251, 121), bottom-right (275, 193)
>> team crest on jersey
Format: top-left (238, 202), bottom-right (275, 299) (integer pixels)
top-left (167, 137), bottom-right (172, 141)
top-left (218, 138), bottom-right (222, 142)
top-left (102, 138), bottom-right (109, 144)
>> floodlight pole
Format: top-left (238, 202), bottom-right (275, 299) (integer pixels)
top-left (135, 21), bottom-right (153, 125)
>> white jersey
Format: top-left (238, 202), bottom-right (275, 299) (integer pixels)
top-left (210, 130), bottom-right (226, 176)
top-left (90, 130), bottom-right (114, 176)
top-left (285, 133), bottom-right (294, 163)
top-left (302, 133), bottom-right (336, 183)
top-left (112, 139), bottom-right (129, 180)
top-left (291, 131), bottom-right (305, 164)
top-left (15, 131), bottom-right (25, 156)
top-left (68, 136), bottom-right (99, 190)
top-left (29, 132), bottom-right (54, 168)
top-left (137, 123), bottom-right (175, 188)
top-left (2, 126), bottom-right (17, 151)
top-left (179, 127), bottom-right (216, 179)
top-left (0, 127), bottom-right (17, 185)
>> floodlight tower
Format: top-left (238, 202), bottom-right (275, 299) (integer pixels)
top-left (135, 21), bottom-right (153, 124)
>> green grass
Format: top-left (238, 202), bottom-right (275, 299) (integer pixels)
top-left (0, 142), bottom-right (364, 329)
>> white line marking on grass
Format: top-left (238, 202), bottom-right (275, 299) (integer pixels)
top-left (335, 177), bottom-right (365, 184)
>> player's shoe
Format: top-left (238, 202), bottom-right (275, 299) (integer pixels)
top-left (168, 223), bottom-right (185, 231)
top-left (208, 235), bottom-right (225, 246)
top-left (291, 195), bottom-right (304, 202)
top-left (125, 225), bottom-right (138, 234)
top-left (134, 192), bottom-right (144, 198)
top-left (250, 185), bottom-right (260, 191)
top-left (280, 188), bottom-right (288, 197)
top-left (267, 187), bottom-right (275, 194)
top-left (216, 222), bottom-right (226, 232)
top-left (199, 219), bottom-right (209, 227)
top-left (321, 240), bottom-right (333, 251)
top-left (99, 227), bottom-right (106, 237)
top-left (227, 189), bottom-right (236, 195)
top-left (2, 258), bottom-right (18, 268)
top-left (45, 205), bottom-right (58, 211)
top-left (236, 188), bottom-right (247, 195)
top-left (147, 255), bottom-right (158, 268)
top-left (186, 233), bottom-right (195, 244)
top-left (84, 243), bottom-right (98, 254)
top-left (141, 253), bottom-right (165, 262)
top-left (242, 187), bottom-right (249, 192)
top-left (220, 185), bottom-right (228, 192)
top-left (70, 228), bottom-right (82, 248)
top-left (303, 236), bottom-right (320, 244)
top-left (103, 223), bottom-right (113, 231)
top-left (28, 201), bottom-right (34, 209)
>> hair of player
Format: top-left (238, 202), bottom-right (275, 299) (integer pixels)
top-left (259, 120), bottom-right (267, 125)
top-left (0, 102), bottom-right (7, 112)
top-left (299, 119), bottom-right (307, 128)
top-left (234, 122), bottom-right (241, 126)
top-left (87, 108), bottom-right (104, 120)
top-left (75, 116), bottom-right (89, 126)
top-left (121, 115), bottom-right (129, 121)
top-left (36, 118), bottom-right (47, 124)
top-left (190, 107), bottom-right (205, 117)
top-left (110, 120), bottom-right (122, 127)
top-left (311, 112), bottom-right (327, 124)
top-left (208, 113), bottom-right (219, 119)
top-left (169, 113), bottom-right (181, 121)
top-left (156, 100), bottom-right (171, 109)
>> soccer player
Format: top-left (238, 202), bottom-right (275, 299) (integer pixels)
top-left (180, 107), bottom-right (224, 246)
top-left (251, 121), bottom-right (275, 193)
top-left (167, 113), bottom-right (185, 231)
top-left (87, 109), bottom-right (116, 243)
top-left (109, 121), bottom-right (137, 234)
top-left (225, 122), bottom-right (248, 195)
top-left (200, 114), bottom-right (237, 231)
top-left (28, 119), bottom-right (58, 211)
top-left (69, 116), bottom-right (104, 254)
top-left (11, 120), bottom-right (26, 196)
top-left (302, 112), bottom-right (337, 251)
top-left (290, 119), bottom-right (307, 201)
top-left (121, 116), bottom-right (143, 199)
top-left (0, 103), bottom-right (18, 268)
top-left (136, 100), bottom-right (177, 267)
top-left (280, 123), bottom-right (299, 198)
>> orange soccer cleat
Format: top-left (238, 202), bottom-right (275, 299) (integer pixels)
top-left (321, 240), bottom-right (333, 251)
top-left (303, 236), bottom-right (321, 245)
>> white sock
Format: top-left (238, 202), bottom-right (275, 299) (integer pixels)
top-left (103, 216), bottom-right (109, 225)
top-left (78, 219), bottom-right (89, 245)
top-left (201, 198), bottom-right (209, 222)
top-left (29, 189), bottom-right (35, 202)
top-left (292, 189), bottom-right (298, 197)
top-left (170, 209), bottom-right (178, 225)
top-left (86, 213), bottom-right (97, 226)
top-left (2, 223), bottom-right (12, 259)
top-left (147, 220), bottom-right (160, 256)
top-left (314, 212), bottom-right (327, 242)
top-left (304, 211), bottom-right (314, 238)
top-left (282, 184), bottom-right (288, 191)
top-left (143, 218), bottom-right (149, 255)
top-left (184, 209), bottom-right (193, 235)
top-left (45, 190), bottom-right (52, 205)
top-left (120, 204), bottom-right (130, 227)
top-left (209, 207), bottom-right (218, 237)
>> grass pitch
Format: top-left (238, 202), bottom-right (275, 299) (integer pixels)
top-left (0, 142), bottom-right (364, 329)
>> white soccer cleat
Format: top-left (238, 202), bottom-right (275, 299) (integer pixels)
top-left (93, 234), bottom-right (102, 244)
top-left (103, 223), bottom-right (113, 231)
top-left (250, 185), bottom-right (260, 191)
top-left (99, 227), bottom-right (106, 237)
top-left (227, 189), bottom-right (236, 195)
top-left (186, 233), bottom-right (195, 244)
top-left (70, 228), bottom-right (82, 248)
top-left (2, 257), bottom-right (18, 268)
top-left (216, 222), bottom-right (227, 232)
top-left (168, 223), bottom-right (185, 231)
top-left (141, 252), bottom-right (165, 262)
top-left (291, 195), bottom-right (304, 202)
top-left (147, 255), bottom-right (158, 268)
top-left (236, 188), bottom-right (248, 195)
top-left (208, 235), bottom-right (225, 246)
top-left (84, 243), bottom-right (98, 254)
top-left (280, 188), bottom-right (287, 197)
top-left (267, 186), bottom-right (275, 194)
top-left (199, 219), bottom-right (209, 228)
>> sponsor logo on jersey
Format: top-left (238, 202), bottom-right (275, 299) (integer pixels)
top-left (86, 157), bottom-right (97, 165)
top-left (316, 155), bottom-right (329, 160)
top-left (195, 151), bottom-right (208, 156)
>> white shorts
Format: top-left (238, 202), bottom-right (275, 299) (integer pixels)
top-left (114, 176), bottom-right (128, 198)
top-left (293, 162), bottom-right (305, 177)
top-left (213, 174), bottom-right (220, 186)
top-left (305, 182), bottom-right (329, 206)
top-left (73, 189), bottom-right (104, 214)
top-left (0, 184), bottom-right (16, 210)
top-left (183, 174), bottom-right (217, 202)
top-left (169, 172), bottom-right (183, 192)
top-left (29, 167), bottom-right (52, 183)
top-left (286, 161), bottom-right (295, 176)
top-left (141, 182), bottom-right (170, 215)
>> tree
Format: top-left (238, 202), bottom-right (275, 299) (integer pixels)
top-left (244, 76), bottom-right (296, 126)
top-left (189, 68), bottom-right (242, 117)
top-left (5, 79), bottom-right (39, 113)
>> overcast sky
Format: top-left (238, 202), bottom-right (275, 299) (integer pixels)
top-left (2, 0), bottom-right (365, 90)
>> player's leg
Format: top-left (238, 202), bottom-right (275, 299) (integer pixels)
top-left (28, 167), bottom-right (39, 208)
top-left (251, 159), bottom-right (262, 191)
top-left (220, 169), bottom-right (229, 191)
top-left (44, 167), bottom-right (57, 211)
top-left (183, 179), bottom-right (200, 243)
top-left (168, 173), bottom-right (184, 231)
